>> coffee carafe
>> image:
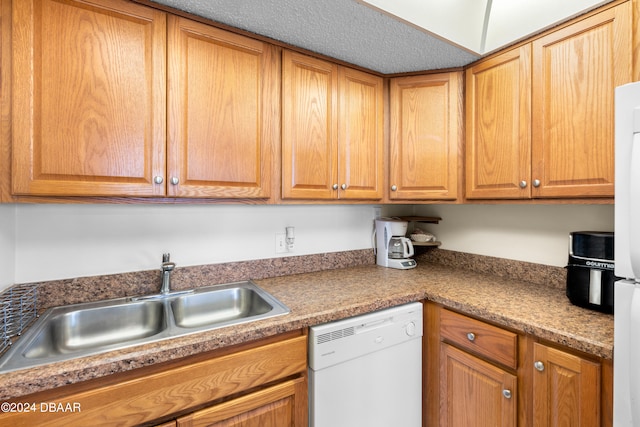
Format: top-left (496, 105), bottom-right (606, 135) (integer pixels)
top-left (374, 218), bottom-right (417, 269)
top-left (389, 236), bottom-right (414, 259)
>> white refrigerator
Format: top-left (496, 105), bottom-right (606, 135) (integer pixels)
top-left (614, 80), bottom-right (640, 427)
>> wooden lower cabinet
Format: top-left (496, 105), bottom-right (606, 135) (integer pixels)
top-left (0, 331), bottom-right (308, 427)
top-left (176, 377), bottom-right (306, 427)
top-left (425, 302), bottom-right (612, 427)
top-left (532, 343), bottom-right (601, 427)
top-left (441, 343), bottom-right (517, 427)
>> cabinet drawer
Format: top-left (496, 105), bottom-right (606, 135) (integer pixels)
top-left (440, 309), bottom-right (517, 369)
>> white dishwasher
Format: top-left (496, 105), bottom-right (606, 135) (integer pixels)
top-left (308, 302), bottom-right (423, 427)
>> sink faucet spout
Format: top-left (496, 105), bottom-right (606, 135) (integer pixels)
top-left (160, 253), bottom-right (176, 295)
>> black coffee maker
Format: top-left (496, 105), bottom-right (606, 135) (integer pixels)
top-left (566, 231), bottom-right (616, 314)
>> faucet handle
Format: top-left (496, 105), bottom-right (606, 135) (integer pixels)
top-left (161, 253), bottom-right (175, 272)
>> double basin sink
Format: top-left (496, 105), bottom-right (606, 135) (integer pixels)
top-left (0, 281), bottom-right (289, 372)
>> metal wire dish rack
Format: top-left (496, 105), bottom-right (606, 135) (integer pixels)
top-left (0, 284), bottom-right (38, 355)
top-left (0, 300), bottom-right (9, 355)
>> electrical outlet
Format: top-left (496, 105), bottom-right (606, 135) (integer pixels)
top-left (275, 233), bottom-right (287, 254)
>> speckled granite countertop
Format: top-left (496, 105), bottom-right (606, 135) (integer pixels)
top-left (0, 255), bottom-right (613, 401)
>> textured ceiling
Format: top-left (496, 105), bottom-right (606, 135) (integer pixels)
top-left (149, 0), bottom-right (481, 74)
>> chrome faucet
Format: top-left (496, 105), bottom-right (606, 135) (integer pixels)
top-left (160, 253), bottom-right (176, 295)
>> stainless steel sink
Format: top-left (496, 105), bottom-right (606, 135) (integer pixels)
top-left (171, 286), bottom-right (276, 328)
top-left (0, 281), bottom-right (289, 373)
top-left (22, 300), bottom-right (167, 359)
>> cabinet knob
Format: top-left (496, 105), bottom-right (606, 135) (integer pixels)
top-left (502, 389), bottom-right (512, 399)
top-left (533, 179), bottom-right (541, 188)
top-left (534, 361), bottom-right (545, 371)
top-left (519, 180), bottom-right (527, 189)
top-left (153, 176), bottom-right (163, 185)
top-left (332, 184), bottom-right (339, 190)
top-left (391, 185), bottom-right (397, 191)
top-left (170, 177), bottom-right (179, 185)
top-left (466, 332), bottom-right (476, 342)
top-left (341, 184), bottom-right (347, 190)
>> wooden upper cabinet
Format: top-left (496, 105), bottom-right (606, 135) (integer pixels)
top-left (282, 50), bottom-right (337, 200)
top-left (531, 2), bottom-right (631, 198)
top-left (11, 0), bottom-right (167, 197)
top-left (389, 72), bottom-right (462, 201)
top-left (466, 45), bottom-right (532, 199)
top-left (167, 16), bottom-right (278, 199)
top-left (282, 50), bottom-right (383, 200)
top-left (337, 67), bottom-right (384, 200)
top-left (0, 0), bottom-right (11, 202)
top-left (532, 343), bottom-right (601, 427)
top-left (466, 1), bottom-right (630, 201)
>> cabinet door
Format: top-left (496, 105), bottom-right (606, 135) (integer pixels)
top-left (176, 377), bottom-right (307, 427)
top-left (167, 17), bottom-right (277, 199)
top-left (11, 0), bottom-right (166, 197)
top-left (0, 0), bottom-right (11, 202)
top-left (337, 67), bottom-right (384, 200)
top-left (389, 73), bottom-right (462, 200)
top-left (466, 45), bottom-right (532, 199)
top-left (531, 2), bottom-right (631, 198)
top-left (282, 50), bottom-right (337, 199)
top-left (532, 343), bottom-right (600, 427)
top-left (441, 343), bottom-right (517, 427)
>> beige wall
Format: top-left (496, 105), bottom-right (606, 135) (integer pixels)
top-left (412, 204), bottom-right (614, 267)
top-left (0, 202), bottom-right (615, 291)
top-left (0, 205), bottom-right (15, 291)
top-left (11, 204), bottom-right (377, 285)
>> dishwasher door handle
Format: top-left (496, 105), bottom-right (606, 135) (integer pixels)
top-left (357, 317), bottom-right (393, 333)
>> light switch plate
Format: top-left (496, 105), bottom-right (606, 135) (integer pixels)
top-left (275, 233), bottom-right (287, 254)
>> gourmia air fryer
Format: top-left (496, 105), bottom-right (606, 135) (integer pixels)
top-left (566, 231), bottom-right (616, 313)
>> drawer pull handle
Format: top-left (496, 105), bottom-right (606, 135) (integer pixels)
top-left (467, 332), bottom-right (476, 342)
top-left (502, 389), bottom-right (512, 399)
top-left (534, 361), bottom-right (545, 372)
